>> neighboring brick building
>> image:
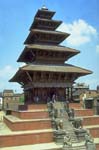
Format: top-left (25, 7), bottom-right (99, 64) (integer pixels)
top-left (73, 83), bottom-right (99, 112)
top-left (80, 90), bottom-right (99, 100)
top-left (73, 83), bottom-right (89, 101)
top-left (3, 90), bottom-right (24, 110)
top-left (73, 83), bottom-right (99, 101)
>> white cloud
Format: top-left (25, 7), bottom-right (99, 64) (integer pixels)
top-left (96, 45), bottom-right (99, 53)
top-left (76, 76), bottom-right (99, 90)
top-left (58, 19), bottom-right (97, 46)
top-left (0, 65), bottom-right (16, 78)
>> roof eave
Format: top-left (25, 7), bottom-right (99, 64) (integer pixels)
top-left (29, 18), bottom-right (62, 30)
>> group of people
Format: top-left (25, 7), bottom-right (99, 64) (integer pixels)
top-left (33, 93), bottom-right (67, 104)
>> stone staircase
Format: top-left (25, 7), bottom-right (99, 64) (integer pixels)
top-left (69, 102), bottom-right (99, 150)
top-left (62, 111), bottom-right (78, 143)
top-left (53, 102), bottom-right (87, 150)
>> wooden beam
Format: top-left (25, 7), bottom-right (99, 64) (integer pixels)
top-left (19, 82), bottom-right (24, 86)
top-left (24, 82), bottom-right (72, 89)
top-left (30, 50), bottom-right (35, 57)
top-left (26, 71), bottom-right (33, 82)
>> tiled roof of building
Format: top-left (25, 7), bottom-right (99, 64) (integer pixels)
top-left (3, 90), bottom-right (13, 93)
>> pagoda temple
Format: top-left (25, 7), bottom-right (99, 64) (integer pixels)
top-left (10, 6), bottom-right (92, 104)
top-left (1, 6), bottom-right (99, 150)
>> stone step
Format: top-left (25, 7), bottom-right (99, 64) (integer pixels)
top-left (0, 142), bottom-right (62, 150)
top-left (11, 110), bottom-right (49, 119)
top-left (63, 112), bottom-right (78, 143)
top-left (53, 102), bottom-right (79, 144)
top-left (0, 129), bottom-right (53, 148)
top-left (4, 115), bottom-right (52, 131)
top-left (53, 102), bottom-right (98, 150)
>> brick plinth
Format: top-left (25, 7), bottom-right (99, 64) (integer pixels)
top-left (75, 109), bottom-right (94, 117)
top-left (0, 131), bottom-right (53, 147)
top-left (28, 104), bottom-right (47, 110)
top-left (96, 143), bottom-right (99, 150)
top-left (83, 117), bottom-right (99, 126)
top-left (69, 103), bottom-right (82, 109)
top-left (4, 117), bottom-right (52, 131)
top-left (89, 128), bottom-right (99, 138)
top-left (12, 110), bottom-right (49, 119)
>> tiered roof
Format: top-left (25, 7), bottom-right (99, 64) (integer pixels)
top-left (34, 8), bottom-right (55, 19)
top-left (10, 64), bottom-right (92, 82)
top-left (10, 6), bottom-right (92, 84)
top-left (17, 44), bottom-right (80, 63)
top-left (30, 18), bottom-right (62, 30)
top-left (24, 29), bottom-right (69, 44)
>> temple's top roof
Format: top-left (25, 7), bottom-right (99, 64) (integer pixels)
top-left (34, 8), bottom-right (55, 19)
top-left (41, 5), bottom-right (48, 10)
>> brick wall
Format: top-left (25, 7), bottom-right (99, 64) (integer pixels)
top-left (12, 111), bottom-right (49, 119)
top-left (89, 128), bottom-right (99, 138)
top-left (96, 144), bottom-right (99, 150)
top-left (83, 117), bottom-right (99, 126)
top-left (0, 132), bottom-right (53, 147)
top-left (28, 104), bottom-right (47, 110)
top-left (4, 117), bottom-right (52, 131)
top-left (75, 109), bottom-right (94, 117)
top-left (69, 103), bottom-right (82, 109)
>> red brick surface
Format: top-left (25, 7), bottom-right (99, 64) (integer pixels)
top-left (4, 117), bottom-right (52, 131)
top-left (96, 144), bottom-right (99, 150)
top-left (0, 132), bottom-right (53, 147)
top-left (12, 111), bottom-right (49, 119)
top-left (69, 103), bottom-right (82, 109)
top-left (28, 104), bottom-right (47, 110)
top-left (89, 127), bottom-right (99, 138)
top-left (83, 117), bottom-right (99, 126)
top-left (75, 109), bottom-right (94, 117)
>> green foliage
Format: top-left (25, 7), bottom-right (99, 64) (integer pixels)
top-left (19, 96), bottom-right (24, 103)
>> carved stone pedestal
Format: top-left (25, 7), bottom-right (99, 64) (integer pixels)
top-left (54, 130), bottom-right (66, 143)
top-left (74, 128), bottom-right (87, 141)
top-left (86, 143), bottom-right (96, 150)
top-left (62, 145), bottom-right (72, 150)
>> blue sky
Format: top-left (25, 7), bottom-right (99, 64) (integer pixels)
top-left (0, 0), bottom-right (99, 93)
